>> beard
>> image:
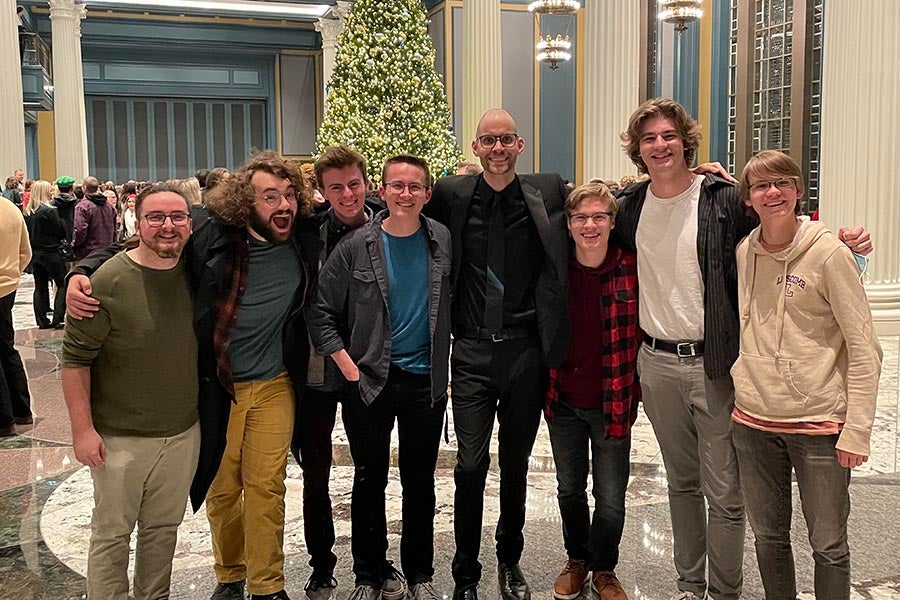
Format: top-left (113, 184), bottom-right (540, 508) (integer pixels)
top-left (140, 232), bottom-right (187, 259)
top-left (248, 209), bottom-right (294, 244)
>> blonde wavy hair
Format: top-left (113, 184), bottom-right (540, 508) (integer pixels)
top-left (205, 150), bottom-right (313, 226)
top-left (24, 180), bottom-right (53, 216)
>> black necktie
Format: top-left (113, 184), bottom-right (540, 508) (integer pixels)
top-left (484, 195), bottom-right (505, 331)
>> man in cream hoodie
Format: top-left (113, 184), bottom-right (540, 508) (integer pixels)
top-left (731, 150), bottom-right (882, 600)
top-left (0, 197), bottom-right (33, 436)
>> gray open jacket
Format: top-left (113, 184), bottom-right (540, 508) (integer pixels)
top-left (306, 210), bottom-right (452, 406)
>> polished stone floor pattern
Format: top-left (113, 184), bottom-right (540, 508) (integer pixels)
top-left (2, 276), bottom-right (899, 599)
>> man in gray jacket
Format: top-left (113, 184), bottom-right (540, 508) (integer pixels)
top-left (308, 154), bottom-right (451, 600)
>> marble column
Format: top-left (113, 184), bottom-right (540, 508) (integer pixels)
top-left (819, 0), bottom-right (900, 334)
top-left (581, 0), bottom-right (641, 183)
top-left (316, 1), bottom-right (350, 109)
top-left (0, 5), bottom-right (27, 179)
top-left (49, 0), bottom-right (89, 181)
top-left (461, 0), bottom-right (502, 161)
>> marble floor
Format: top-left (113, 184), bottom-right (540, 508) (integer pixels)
top-left (2, 275), bottom-right (899, 600)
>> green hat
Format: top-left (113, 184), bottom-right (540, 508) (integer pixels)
top-left (56, 176), bottom-right (75, 186)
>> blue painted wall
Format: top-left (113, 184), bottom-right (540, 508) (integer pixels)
top-left (538, 13), bottom-right (577, 182)
top-left (709, 0), bottom-right (731, 165)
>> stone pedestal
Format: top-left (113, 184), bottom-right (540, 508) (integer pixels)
top-left (582, 0), bottom-right (640, 183)
top-left (49, 0), bottom-right (89, 181)
top-left (819, 0), bottom-right (900, 334)
top-left (461, 0), bottom-right (502, 160)
top-left (0, 6), bottom-right (27, 179)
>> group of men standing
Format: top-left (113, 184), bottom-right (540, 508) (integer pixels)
top-left (61, 97), bottom-right (871, 600)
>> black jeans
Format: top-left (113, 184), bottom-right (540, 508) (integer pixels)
top-left (733, 423), bottom-right (851, 600)
top-left (291, 386), bottom-right (341, 575)
top-left (0, 291), bottom-right (32, 427)
top-left (31, 251), bottom-right (67, 327)
top-left (342, 364), bottom-right (447, 586)
top-left (450, 336), bottom-right (547, 587)
top-left (546, 401), bottom-right (631, 571)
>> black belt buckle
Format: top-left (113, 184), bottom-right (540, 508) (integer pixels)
top-left (676, 342), bottom-right (698, 358)
top-left (490, 332), bottom-right (505, 342)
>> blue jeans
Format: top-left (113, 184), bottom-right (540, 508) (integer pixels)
top-left (733, 423), bottom-right (851, 600)
top-left (546, 401), bottom-right (631, 571)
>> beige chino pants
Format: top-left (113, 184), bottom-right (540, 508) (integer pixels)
top-left (87, 422), bottom-right (201, 600)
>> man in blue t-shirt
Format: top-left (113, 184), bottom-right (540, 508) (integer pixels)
top-left (308, 155), bottom-right (452, 600)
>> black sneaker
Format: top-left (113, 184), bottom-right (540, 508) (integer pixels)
top-left (347, 585), bottom-right (381, 600)
top-left (251, 590), bottom-right (292, 600)
top-left (305, 571), bottom-right (338, 600)
top-left (380, 562), bottom-right (407, 600)
top-left (210, 580), bottom-right (246, 600)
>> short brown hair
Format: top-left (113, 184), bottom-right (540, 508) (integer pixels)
top-left (134, 182), bottom-right (191, 218)
top-left (381, 154), bottom-right (432, 188)
top-left (205, 150), bottom-right (313, 227)
top-left (315, 145), bottom-right (368, 189)
top-left (565, 182), bottom-right (618, 219)
top-left (620, 98), bottom-right (702, 174)
top-left (740, 150), bottom-right (805, 215)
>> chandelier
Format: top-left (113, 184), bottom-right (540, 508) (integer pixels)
top-left (657, 0), bottom-right (703, 33)
top-left (528, 0), bottom-right (580, 15)
top-left (535, 34), bottom-right (571, 71)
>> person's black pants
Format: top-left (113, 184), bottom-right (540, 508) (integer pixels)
top-left (450, 336), bottom-right (547, 588)
top-left (31, 251), bottom-right (67, 327)
top-left (291, 386), bottom-right (340, 575)
top-left (343, 364), bottom-right (447, 586)
top-left (0, 291), bottom-right (32, 427)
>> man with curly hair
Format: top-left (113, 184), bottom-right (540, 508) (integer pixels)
top-left (66, 151), bottom-right (319, 600)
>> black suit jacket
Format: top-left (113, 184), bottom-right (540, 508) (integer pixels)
top-left (425, 172), bottom-right (570, 368)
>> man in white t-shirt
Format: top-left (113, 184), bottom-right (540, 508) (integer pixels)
top-left (612, 98), bottom-right (872, 600)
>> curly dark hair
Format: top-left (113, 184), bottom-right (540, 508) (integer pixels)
top-left (205, 150), bottom-right (313, 227)
top-left (620, 98), bottom-right (702, 174)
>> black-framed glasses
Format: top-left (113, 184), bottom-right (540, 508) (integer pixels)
top-left (384, 181), bottom-right (427, 195)
top-left (259, 190), bottom-right (298, 206)
top-left (749, 178), bottom-right (796, 194)
top-left (142, 212), bottom-right (191, 227)
top-left (476, 134), bottom-right (519, 149)
top-left (569, 212), bottom-right (613, 227)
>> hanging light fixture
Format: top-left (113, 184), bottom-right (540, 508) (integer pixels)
top-left (528, 0), bottom-right (580, 15)
top-left (657, 0), bottom-right (703, 33)
top-left (535, 34), bottom-right (571, 70)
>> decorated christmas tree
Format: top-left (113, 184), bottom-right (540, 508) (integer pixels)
top-left (316, 0), bottom-right (462, 184)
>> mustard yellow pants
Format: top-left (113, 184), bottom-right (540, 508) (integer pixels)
top-left (205, 372), bottom-right (295, 596)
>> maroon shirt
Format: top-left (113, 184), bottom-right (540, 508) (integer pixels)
top-left (545, 242), bottom-right (642, 438)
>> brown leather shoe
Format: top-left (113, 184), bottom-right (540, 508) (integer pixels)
top-left (14, 416), bottom-right (33, 425)
top-left (591, 571), bottom-right (627, 600)
top-left (0, 423), bottom-right (16, 437)
top-left (553, 560), bottom-right (588, 600)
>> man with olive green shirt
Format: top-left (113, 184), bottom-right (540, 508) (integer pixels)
top-left (62, 182), bottom-right (199, 600)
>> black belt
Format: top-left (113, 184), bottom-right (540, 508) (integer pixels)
top-left (645, 336), bottom-right (704, 358)
top-left (456, 325), bottom-right (536, 342)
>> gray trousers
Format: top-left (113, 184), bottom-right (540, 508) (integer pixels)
top-left (637, 345), bottom-right (745, 600)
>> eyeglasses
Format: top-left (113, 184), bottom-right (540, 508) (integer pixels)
top-left (476, 134), bottom-right (519, 149)
top-left (749, 178), bottom-right (796, 194)
top-left (384, 181), bottom-right (427, 195)
top-left (259, 191), bottom-right (298, 207)
top-left (569, 212), bottom-right (613, 227)
top-left (142, 212), bottom-right (191, 227)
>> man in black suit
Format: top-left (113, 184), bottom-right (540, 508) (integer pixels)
top-left (426, 109), bottom-right (569, 600)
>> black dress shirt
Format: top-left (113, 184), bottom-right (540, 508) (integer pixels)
top-left (454, 175), bottom-right (543, 330)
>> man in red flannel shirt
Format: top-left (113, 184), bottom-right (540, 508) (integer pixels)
top-left (545, 182), bottom-right (641, 600)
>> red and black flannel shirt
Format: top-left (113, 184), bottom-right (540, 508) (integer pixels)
top-left (212, 234), bottom-right (249, 399)
top-left (545, 243), bottom-right (643, 438)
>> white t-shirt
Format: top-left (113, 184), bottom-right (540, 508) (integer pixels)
top-left (636, 175), bottom-right (705, 341)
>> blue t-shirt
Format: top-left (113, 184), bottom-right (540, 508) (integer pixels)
top-left (381, 228), bottom-right (430, 374)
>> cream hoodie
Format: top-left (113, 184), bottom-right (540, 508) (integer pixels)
top-left (732, 219), bottom-right (882, 456)
top-left (0, 199), bottom-right (31, 299)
